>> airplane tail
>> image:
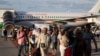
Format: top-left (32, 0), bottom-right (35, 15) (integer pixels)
top-left (89, 0), bottom-right (100, 13)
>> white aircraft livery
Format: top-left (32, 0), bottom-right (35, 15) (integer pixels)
top-left (0, 0), bottom-right (100, 35)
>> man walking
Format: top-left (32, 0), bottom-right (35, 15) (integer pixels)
top-left (3, 29), bottom-right (7, 40)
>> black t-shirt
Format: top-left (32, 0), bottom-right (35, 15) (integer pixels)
top-left (68, 30), bottom-right (75, 45)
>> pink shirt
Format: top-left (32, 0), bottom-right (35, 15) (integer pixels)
top-left (17, 31), bottom-right (25, 45)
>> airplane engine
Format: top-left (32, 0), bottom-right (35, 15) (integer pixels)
top-left (2, 11), bottom-right (15, 36)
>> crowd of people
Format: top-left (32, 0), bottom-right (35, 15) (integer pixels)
top-left (4, 24), bottom-right (98, 56)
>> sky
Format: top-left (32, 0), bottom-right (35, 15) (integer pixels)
top-left (0, 0), bottom-right (97, 12)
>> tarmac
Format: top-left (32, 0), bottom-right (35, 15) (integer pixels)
top-left (0, 29), bottom-right (100, 56)
top-left (91, 38), bottom-right (100, 56)
top-left (0, 37), bottom-right (18, 56)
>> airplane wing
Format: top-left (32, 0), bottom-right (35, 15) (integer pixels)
top-left (56, 15), bottom-right (100, 22)
top-left (52, 15), bottom-right (100, 23)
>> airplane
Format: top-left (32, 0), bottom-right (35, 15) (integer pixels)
top-left (0, 0), bottom-right (100, 36)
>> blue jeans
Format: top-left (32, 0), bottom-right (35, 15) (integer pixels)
top-left (18, 44), bottom-right (26, 56)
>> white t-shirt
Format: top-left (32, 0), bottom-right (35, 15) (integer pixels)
top-left (58, 33), bottom-right (69, 47)
top-left (29, 36), bottom-right (34, 44)
top-left (32, 29), bottom-right (37, 35)
top-left (38, 33), bottom-right (50, 47)
top-left (35, 32), bottom-right (41, 43)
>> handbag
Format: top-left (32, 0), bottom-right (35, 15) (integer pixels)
top-left (33, 48), bottom-right (41, 56)
top-left (40, 43), bottom-right (45, 48)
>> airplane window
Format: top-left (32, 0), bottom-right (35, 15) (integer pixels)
top-left (16, 16), bottom-right (18, 19)
top-left (28, 16), bottom-right (29, 19)
top-left (38, 16), bottom-right (40, 19)
top-left (24, 16), bottom-right (26, 19)
top-left (23, 16), bottom-right (24, 19)
top-left (21, 16), bottom-right (23, 19)
top-left (58, 16), bottom-right (59, 18)
top-left (57, 16), bottom-right (59, 18)
top-left (30, 16), bottom-right (32, 19)
top-left (41, 16), bottom-right (43, 18)
top-left (50, 16), bottom-right (52, 18)
top-left (20, 16), bottom-right (22, 19)
top-left (62, 16), bottom-right (64, 18)
top-left (31, 16), bottom-right (32, 19)
top-left (49, 16), bottom-right (51, 19)
top-left (65, 16), bottom-right (67, 18)
top-left (32, 16), bottom-right (34, 19)
top-left (29, 16), bottom-right (31, 19)
top-left (64, 16), bottom-right (65, 18)
top-left (49, 16), bottom-right (51, 18)
top-left (64, 16), bottom-right (66, 18)
top-left (62, 16), bottom-right (63, 18)
top-left (48, 16), bottom-right (49, 18)
top-left (63, 16), bottom-right (65, 18)
top-left (60, 16), bottom-right (62, 18)
top-left (56, 16), bottom-right (58, 18)
top-left (61, 16), bottom-right (62, 18)
top-left (21, 16), bottom-right (23, 18)
top-left (31, 16), bottom-right (33, 19)
top-left (54, 16), bottom-right (55, 18)
top-left (51, 16), bottom-right (52, 18)
top-left (25, 16), bottom-right (27, 19)
top-left (58, 16), bottom-right (60, 18)
top-left (51, 16), bottom-right (53, 18)
top-left (19, 16), bottom-right (21, 19)
top-left (24, 16), bottom-right (25, 19)
top-left (30, 16), bottom-right (31, 19)
top-left (33, 16), bottom-right (35, 19)
top-left (45, 16), bottom-right (46, 18)
top-left (35, 16), bottom-right (37, 19)
top-left (59, 16), bottom-right (60, 18)
top-left (52, 16), bottom-right (53, 18)
top-left (18, 16), bottom-right (20, 18)
top-left (55, 16), bottom-right (57, 18)
top-left (51, 16), bottom-right (52, 19)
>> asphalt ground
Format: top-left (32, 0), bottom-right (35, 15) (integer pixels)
top-left (0, 28), bottom-right (100, 56)
top-left (0, 37), bottom-right (18, 56)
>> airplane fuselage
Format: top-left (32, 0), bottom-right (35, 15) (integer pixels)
top-left (12, 12), bottom-right (90, 27)
top-left (15, 12), bottom-right (90, 23)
